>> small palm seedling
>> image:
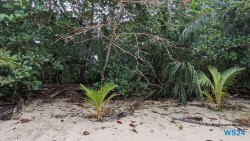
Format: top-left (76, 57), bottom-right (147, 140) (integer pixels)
top-left (80, 83), bottom-right (118, 121)
top-left (197, 66), bottom-right (245, 111)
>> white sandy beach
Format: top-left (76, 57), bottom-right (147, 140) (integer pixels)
top-left (0, 98), bottom-right (249, 141)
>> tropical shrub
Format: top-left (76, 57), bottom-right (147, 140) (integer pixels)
top-left (0, 49), bottom-right (17, 97)
top-left (87, 58), bottom-right (148, 98)
top-left (162, 62), bottom-right (202, 104)
top-left (0, 0), bottom-right (249, 102)
top-left (180, 0), bottom-right (250, 96)
top-left (197, 66), bottom-right (245, 110)
top-left (80, 82), bottom-right (118, 121)
top-left (105, 60), bottom-right (148, 97)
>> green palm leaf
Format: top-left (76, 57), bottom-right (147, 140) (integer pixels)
top-left (202, 90), bottom-right (213, 103)
top-left (220, 67), bottom-right (245, 91)
top-left (162, 62), bottom-right (201, 104)
top-left (196, 71), bottom-right (214, 89)
top-left (99, 83), bottom-right (117, 100)
top-left (179, 12), bottom-right (215, 43)
top-left (208, 66), bottom-right (221, 91)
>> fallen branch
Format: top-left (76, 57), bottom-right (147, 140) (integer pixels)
top-left (50, 89), bottom-right (67, 98)
top-left (49, 89), bottom-right (80, 98)
top-left (172, 117), bottom-right (236, 127)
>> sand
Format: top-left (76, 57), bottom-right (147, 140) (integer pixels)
top-left (0, 98), bottom-right (249, 141)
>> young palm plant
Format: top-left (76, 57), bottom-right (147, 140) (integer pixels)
top-left (197, 66), bottom-right (245, 110)
top-left (162, 62), bottom-right (202, 104)
top-left (80, 83), bottom-right (118, 121)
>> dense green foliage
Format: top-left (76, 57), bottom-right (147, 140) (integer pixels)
top-left (0, 0), bottom-right (249, 104)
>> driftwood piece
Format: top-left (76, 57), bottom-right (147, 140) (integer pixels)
top-left (172, 117), bottom-right (236, 127)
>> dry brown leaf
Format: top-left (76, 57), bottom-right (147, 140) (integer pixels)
top-left (82, 131), bottom-right (90, 135)
top-left (117, 120), bottom-right (123, 124)
top-left (129, 124), bottom-right (136, 127)
top-left (132, 129), bottom-right (138, 134)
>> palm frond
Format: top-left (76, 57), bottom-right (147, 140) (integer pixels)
top-left (208, 66), bottom-right (221, 91)
top-left (162, 62), bottom-right (181, 80)
top-left (162, 61), bottom-right (201, 104)
top-left (103, 94), bottom-right (118, 111)
top-left (220, 67), bottom-right (245, 91)
top-left (196, 71), bottom-right (214, 89)
top-left (179, 12), bottom-right (215, 43)
top-left (202, 90), bottom-right (213, 103)
top-left (100, 82), bottom-right (117, 99)
top-left (80, 84), bottom-right (94, 95)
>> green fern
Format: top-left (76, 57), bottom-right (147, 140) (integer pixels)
top-left (80, 82), bottom-right (118, 121)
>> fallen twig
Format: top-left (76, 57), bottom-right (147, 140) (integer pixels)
top-left (172, 117), bottom-right (236, 127)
